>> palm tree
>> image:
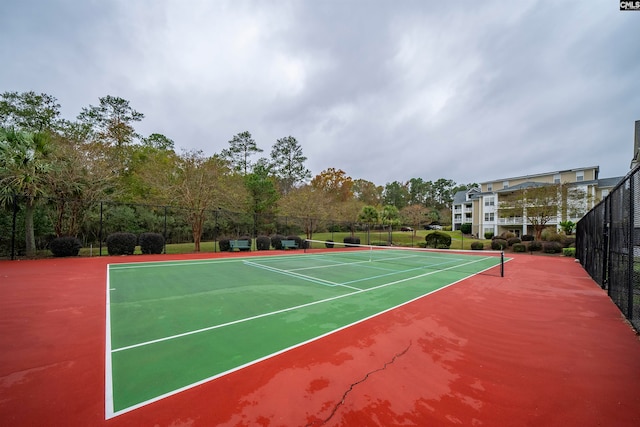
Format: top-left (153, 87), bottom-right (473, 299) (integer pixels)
top-left (0, 127), bottom-right (53, 256)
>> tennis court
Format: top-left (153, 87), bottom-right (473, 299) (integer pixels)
top-left (106, 246), bottom-right (504, 417)
top-left (3, 250), bottom-right (640, 426)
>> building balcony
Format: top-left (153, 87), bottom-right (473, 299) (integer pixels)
top-left (497, 217), bottom-right (559, 226)
top-left (498, 217), bottom-right (524, 225)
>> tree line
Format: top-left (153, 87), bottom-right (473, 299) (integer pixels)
top-left (0, 91), bottom-right (476, 255)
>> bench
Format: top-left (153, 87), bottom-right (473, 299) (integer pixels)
top-left (280, 239), bottom-right (298, 250)
top-left (229, 239), bottom-right (251, 251)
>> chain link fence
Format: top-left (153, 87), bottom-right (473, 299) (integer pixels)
top-left (0, 196), bottom-right (406, 259)
top-left (577, 165), bottom-right (640, 331)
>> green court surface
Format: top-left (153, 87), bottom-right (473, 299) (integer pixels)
top-left (106, 248), bottom-right (503, 417)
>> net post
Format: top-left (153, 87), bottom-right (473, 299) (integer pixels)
top-left (500, 251), bottom-right (504, 277)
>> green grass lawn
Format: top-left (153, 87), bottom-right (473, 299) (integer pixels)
top-left (75, 230), bottom-right (488, 257)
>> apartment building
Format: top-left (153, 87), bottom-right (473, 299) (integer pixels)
top-left (452, 166), bottom-right (622, 238)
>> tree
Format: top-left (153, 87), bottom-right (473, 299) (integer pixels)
top-left (310, 168), bottom-right (354, 202)
top-left (382, 181), bottom-right (409, 209)
top-left (499, 183), bottom-right (561, 240)
top-left (46, 125), bottom-right (117, 237)
top-left (77, 95), bottom-right (144, 148)
top-left (77, 96), bottom-right (145, 181)
top-left (0, 91), bottom-right (61, 132)
top-left (431, 178), bottom-right (456, 210)
top-left (245, 161), bottom-right (279, 215)
top-left (0, 128), bottom-right (54, 256)
top-left (147, 150), bottom-right (247, 251)
top-left (399, 204), bottom-right (429, 236)
top-left (143, 133), bottom-right (175, 150)
top-left (358, 205), bottom-right (379, 244)
top-left (407, 178), bottom-right (428, 206)
top-left (352, 179), bottom-right (382, 206)
top-left (221, 131), bottom-right (263, 175)
top-left (380, 204), bottom-right (400, 243)
top-left (277, 184), bottom-right (332, 238)
top-left (269, 136), bottom-right (311, 194)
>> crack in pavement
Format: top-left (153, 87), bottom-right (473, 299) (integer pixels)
top-left (305, 341), bottom-right (412, 426)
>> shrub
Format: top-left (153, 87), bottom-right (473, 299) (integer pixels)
top-left (528, 241), bottom-right (542, 252)
top-left (541, 228), bottom-right (561, 242)
top-left (425, 231), bottom-right (451, 249)
top-left (139, 232), bottom-right (164, 254)
top-left (512, 243), bottom-right (527, 253)
top-left (49, 236), bottom-right (82, 257)
top-left (491, 239), bottom-right (508, 250)
top-left (521, 234), bottom-right (534, 241)
top-left (443, 226), bottom-right (452, 231)
top-left (507, 237), bottom-right (521, 246)
top-left (417, 242), bottom-right (428, 248)
top-left (562, 237), bottom-right (576, 248)
top-left (343, 236), bottom-right (361, 245)
top-left (563, 247), bottom-right (576, 257)
top-left (271, 234), bottom-right (286, 250)
top-left (543, 241), bottom-right (563, 254)
top-left (325, 239), bottom-right (334, 248)
top-left (499, 231), bottom-right (516, 240)
top-left (256, 236), bottom-right (271, 251)
top-left (460, 223), bottom-right (472, 234)
top-left (484, 231), bottom-right (494, 240)
top-left (106, 232), bottom-right (137, 255)
top-left (218, 238), bottom-right (231, 252)
top-left (470, 242), bottom-right (484, 250)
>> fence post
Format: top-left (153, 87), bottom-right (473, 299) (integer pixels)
top-left (163, 206), bottom-right (168, 254)
top-left (604, 196), bottom-right (611, 295)
top-left (214, 209), bottom-right (219, 253)
top-left (627, 175), bottom-right (635, 319)
top-left (10, 194), bottom-right (18, 261)
top-left (99, 201), bottom-right (103, 256)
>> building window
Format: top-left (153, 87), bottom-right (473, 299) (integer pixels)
top-left (484, 213), bottom-right (494, 221)
top-left (487, 183), bottom-right (493, 191)
top-left (576, 171), bottom-right (584, 182)
top-left (484, 196), bottom-right (495, 206)
top-left (554, 174), bottom-right (561, 184)
top-left (503, 180), bottom-right (509, 189)
top-left (601, 189), bottom-right (609, 198)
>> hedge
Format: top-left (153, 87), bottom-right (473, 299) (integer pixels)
top-left (106, 232), bottom-right (137, 255)
top-left (139, 232), bottom-right (164, 254)
top-left (425, 231), bottom-right (451, 249)
top-left (49, 236), bottom-right (82, 257)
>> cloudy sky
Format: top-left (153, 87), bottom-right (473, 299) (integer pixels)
top-left (2, 0), bottom-right (638, 186)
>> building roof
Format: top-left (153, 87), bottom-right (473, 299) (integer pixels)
top-left (498, 181), bottom-right (549, 192)
top-left (597, 176), bottom-right (623, 188)
top-left (480, 166), bottom-right (599, 185)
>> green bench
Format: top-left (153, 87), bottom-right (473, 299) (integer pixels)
top-left (229, 239), bottom-right (251, 251)
top-left (280, 239), bottom-right (298, 250)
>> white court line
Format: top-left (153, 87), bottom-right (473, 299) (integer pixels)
top-left (243, 259), bottom-right (362, 291)
top-left (110, 255), bottom-right (494, 353)
top-left (105, 265), bottom-right (114, 419)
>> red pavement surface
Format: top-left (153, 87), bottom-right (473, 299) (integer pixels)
top-left (1, 252), bottom-right (640, 426)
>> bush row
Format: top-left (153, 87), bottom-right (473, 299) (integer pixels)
top-left (48, 232), bottom-right (167, 257)
top-left (106, 232), bottom-right (165, 255)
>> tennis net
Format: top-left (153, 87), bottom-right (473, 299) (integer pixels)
top-left (303, 239), bottom-right (505, 277)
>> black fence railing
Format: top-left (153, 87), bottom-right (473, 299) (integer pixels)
top-left (0, 196), bottom-right (411, 259)
top-left (576, 165), bottom-right (640, 331)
